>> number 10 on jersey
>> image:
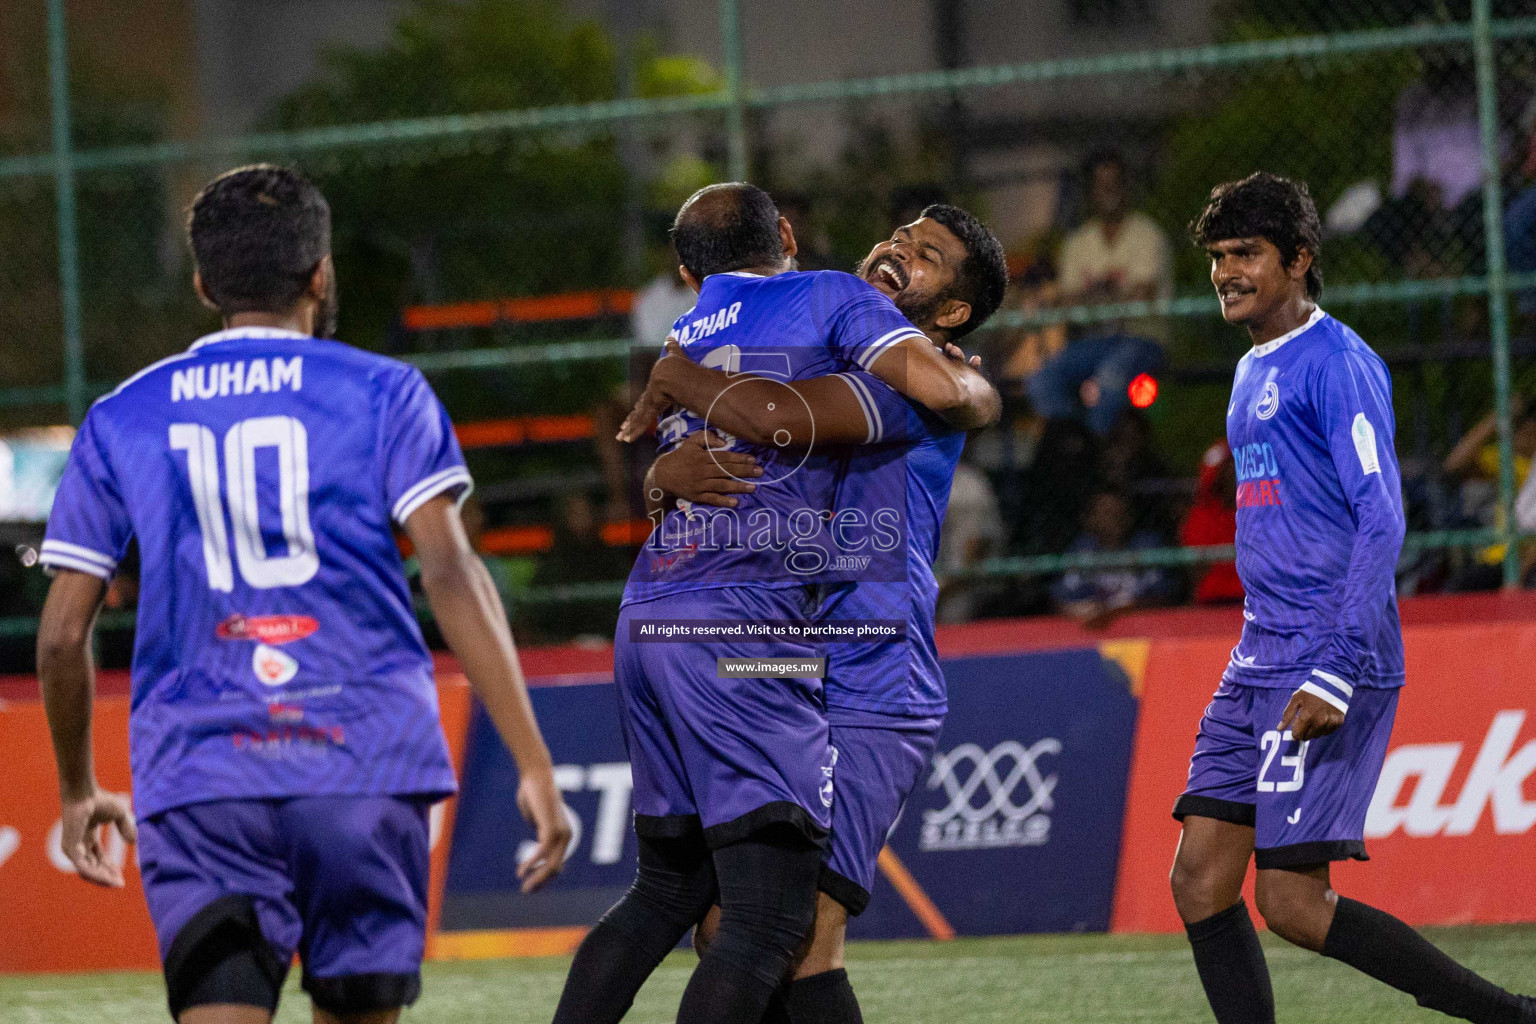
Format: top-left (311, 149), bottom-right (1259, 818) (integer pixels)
top-left (170, 415), bottom-right (319, 591)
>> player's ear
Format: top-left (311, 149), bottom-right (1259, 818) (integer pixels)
top-left (935, 299), bottom-right (972, 332)
top-left (679, 265), bottom-right (703, 293)
top-left (1288, 246), bottom-right (1314, 283)
top-left (777, 216), bottom-right (798, 261)
top-left (307, 256), bottom-right (332, 302)
top-left (192, 270), bottom-right (219, 312)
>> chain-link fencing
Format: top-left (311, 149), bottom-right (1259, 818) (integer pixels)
top-left (2, 0), bottom-right (1534, 654)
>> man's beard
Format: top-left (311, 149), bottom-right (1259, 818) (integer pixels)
top-left (858, 254), bottom-right (940, 334)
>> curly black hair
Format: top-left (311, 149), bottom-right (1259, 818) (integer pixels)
top-left (920, 203), bottom-right (1009, 339)
top-left (187, 164), bottom-right (331, 315)
top-left (1189, 172), bottom-right (1323, 300)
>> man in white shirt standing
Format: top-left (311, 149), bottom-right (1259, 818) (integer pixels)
top-left (1031, 150), bottom-right (1173, 434)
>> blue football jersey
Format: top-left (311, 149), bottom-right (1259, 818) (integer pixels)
top-left (817, 372), bottom-right (965, 717)
top-left (42, 327), bottom-right (468, 818)
top-left (1221, 308), bottom-right (1406, 710)
top-left (622, 270), bottom-right (926, 604)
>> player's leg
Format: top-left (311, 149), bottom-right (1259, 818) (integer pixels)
top-left (552, 831), bottom-right (718, 1024)
top-left (1250, 687), bottom-right (1535, 1023)
top-left (553, 602), bottom-right (718, 1024)
top-left (1168, 683), bottom-right (1274, 1024)
top-left (660, 587), bottom-right (835, 1023)
top-left (137, 801), bottom-right (298, 1024)
top-left (280, 796), bottom-right (431, 1023)
top-left (676, 822), bottom-right (822, 1024)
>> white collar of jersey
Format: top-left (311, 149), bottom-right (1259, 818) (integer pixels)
top-left (718, 270), bottom-right (769, 278)
top-left (1250, 305), bottom-right (1325, 358)
top-left (190, 326), bottom-right (313, 350)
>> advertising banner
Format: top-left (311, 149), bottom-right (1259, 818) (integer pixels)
top-left (441, 646), bottom-right (1140, 946)
top-left (0, 676), bottom-right (472, 973)
top-left (1111, 615), bottom-right (1536, 934)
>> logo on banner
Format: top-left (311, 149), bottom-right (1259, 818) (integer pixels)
top-left (1366, 710), bottom-right (1536, 838)
top-left (921, 738), bottom-right (1061, 851)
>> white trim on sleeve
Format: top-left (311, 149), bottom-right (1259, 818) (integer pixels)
top-left (1298, 680), bottom-right (1350, 715)
top-left (1310, 669), bottom-right (1354, 699)
top-left (857, 327), bottom-right (927, 371)
top-left (834, 373), bottom-right (881, 443)
top-left (38, 551), bottom-right (115, 579)
top-left (40, 540), bottom-right (118, 571)
top-left (393, 466), bottom-right (475, 525)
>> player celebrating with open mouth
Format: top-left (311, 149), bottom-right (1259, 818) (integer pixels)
top-left (627, 202), bottom-right (1008, 1024)
top-left (1169, 172), bottom-right (1535, 1024)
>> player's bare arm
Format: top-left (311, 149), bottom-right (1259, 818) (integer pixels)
top-left (867, 335), bottom-right (999, 431)
top-left (620, 339), bottom-right (883, 446)
top-left (37, 568), bottom-right (138, 888)
top-left (649, 430), bottom-right (762, 510)
top-left (404, 493), bottom-right (570, 892)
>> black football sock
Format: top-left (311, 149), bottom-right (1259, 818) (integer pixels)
top-left (1324, 896), bottom-right (1530, 1023)
top-left (552, 833), bottom-right (717, 1024)
top-left (783, 969), bottom-right (864, 1024)
top-left (676, 825), bottom-right (822, 1024)
top-left (1184, 900), bottom-right (1275, 1024)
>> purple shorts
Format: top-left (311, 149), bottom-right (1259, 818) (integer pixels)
top-left (616, 586), bottom-right (834, 848)
top-left (1174, 681), bottom-right (1399, 869)
top-left (137, 795), bottom-right (431, 999)
top-left (821, 710), bottom-right (942, 915)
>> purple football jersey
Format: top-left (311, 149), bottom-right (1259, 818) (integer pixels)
top-left (42, 327), bottom-right (468, 817)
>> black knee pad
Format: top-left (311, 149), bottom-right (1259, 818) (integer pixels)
top-left (304, 971), bottom-right (422, 1016)
top-left (707, 825), bottom-right (822, 987)
top-left (605, 831), bottom-right (718, 940)
top-left (163, 894), bottom-right (288, 1020)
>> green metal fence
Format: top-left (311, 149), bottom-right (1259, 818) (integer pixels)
top-left (4, 0), bottom-right (1536, 646)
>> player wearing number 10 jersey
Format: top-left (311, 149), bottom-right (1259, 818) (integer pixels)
top-left (36, 165), bottom-right (568, 1024)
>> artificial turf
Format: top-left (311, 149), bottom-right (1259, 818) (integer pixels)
top-left (6, 925), bottom-right (1536, 1023)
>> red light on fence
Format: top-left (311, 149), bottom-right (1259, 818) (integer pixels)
top-left (1128, 373), bottom-right (1158, 409)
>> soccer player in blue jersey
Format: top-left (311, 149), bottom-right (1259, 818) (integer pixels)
top-left (1168, 173), bottom-right (1534, 1024)
top-left (550, 186), bottom-right (998, 1024)
top-left (36, 165), bottom-right (569, 1024)
top-left (637, 204), bottom-right (1007, 1024)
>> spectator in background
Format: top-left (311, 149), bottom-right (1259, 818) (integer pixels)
top-left (1180, 439), bottom-right (1244, 605)
top-left (1051, 488), bottom-right (1178, 628)
top-left (526, 491), bottom-right (630, 644)
top-left (1030, 151), bottom-right (1172, 435)
top-left (1011, 415), bottom-right (1099, 558)
top-left (1442, 396), bottom-right (1536, 591)
top-left (935, 455), bottom-right (1006, 624)
top-left (1098, 408), bottom-right (1173, 539)
top-left (1446, 399), bottom-right (1536, 581)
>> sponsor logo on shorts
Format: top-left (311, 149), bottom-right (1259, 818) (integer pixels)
top-left (217, 613), bottom-right (318, 645)
top-left (921, 739), bottom-right (1060, 852)
top-left (821, 746), bottom-right (838, 809)
top-left (1366, 710), bottom-right (1536, 838)
top-left (252, 643), bottom-right (299, 686)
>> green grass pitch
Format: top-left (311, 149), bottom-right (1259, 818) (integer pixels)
top-left (6, 926), bottom-right (1536, 1023)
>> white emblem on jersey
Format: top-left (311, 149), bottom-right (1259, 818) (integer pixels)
top-left (253, 643), bottom-right (298, 686)
top-left (1287, 808), bottom-right (1302, 824)
top-left (1352, 412), bottom-right (1381, 476)
top-left (1256, 381), bottom-right (1280, 420)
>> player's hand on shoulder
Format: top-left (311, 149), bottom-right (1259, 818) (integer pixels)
top-left (515, 770), bottom-right (573, 893)
top-left (1279, 688), bottom-right (1346, 742)
top-left (942, 341), bottom-right (982, 369)
top-left (59, 787), bottom-right (136, 888)
top-left (655, 431), bottom-right (760, 508)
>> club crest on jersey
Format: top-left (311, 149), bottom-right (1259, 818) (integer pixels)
top-left (253, 643), bottom-right (298, 686)
top-left (218, 614), bottom-right (318, 645)
top-left (1256, 381), bottom-right (1280, 420)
